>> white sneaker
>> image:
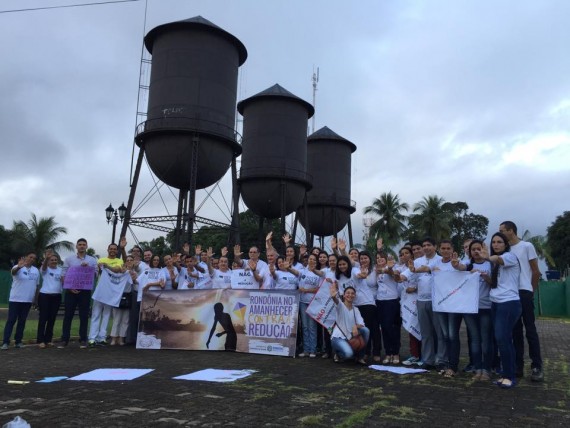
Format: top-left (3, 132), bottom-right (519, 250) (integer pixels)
top-left (402, 356), bottom-right (419, 366)
top-left (297, 352), bottom-right (307, 358)
top-left (309, 353), bottom-right (317, 358)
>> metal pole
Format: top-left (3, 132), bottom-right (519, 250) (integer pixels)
top-left (120, 146), bottom-right (145, 239)
top-left (111, 214), bottom-right (118, 244)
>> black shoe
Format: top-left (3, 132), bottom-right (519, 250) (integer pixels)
top-left (57, 342), bottom-right (69, 349)
top-left (531, 367), bottom-right (544, 382)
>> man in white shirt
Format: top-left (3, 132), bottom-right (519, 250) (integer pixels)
top-left (499, 221), bottom-right (544, 382)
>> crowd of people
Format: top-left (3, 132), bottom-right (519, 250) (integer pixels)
top-left (1, 220), bottom-right (544, 388)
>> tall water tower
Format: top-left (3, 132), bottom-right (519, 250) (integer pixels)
top-left (299, 126), bottom-right (356, 244)
top-left (121, 16), bottom-right (247, 246)
top-left (237, 84), bottom-right (314, 236)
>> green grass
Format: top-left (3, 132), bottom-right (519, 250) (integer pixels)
top-left (0, 316), bottom-right (81, 344)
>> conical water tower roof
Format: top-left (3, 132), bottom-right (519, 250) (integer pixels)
top-left (237, 83), bottom-right (315, 117)
top-left (308, 126), bottom-right (356, 152)
top-left (144, 15), bottom-right (247, 65)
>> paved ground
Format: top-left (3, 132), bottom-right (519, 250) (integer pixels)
top-left (0, 319), bottom-right (569, 427)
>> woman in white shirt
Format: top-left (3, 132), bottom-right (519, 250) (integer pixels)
top-left (36, 251), bottom-right (62, 348)
top-left (483, 232), bottom-right (522, 389)
top-left (329, 283), bottom-right (369, 364)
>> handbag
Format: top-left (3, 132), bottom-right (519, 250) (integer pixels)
top-left (119, 292), bottom-right (132, 309)
top-left (339, 309), bottom-right (366, 353)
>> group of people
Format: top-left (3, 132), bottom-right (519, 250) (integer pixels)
top-left (1, 221), bottom-right (544, 389)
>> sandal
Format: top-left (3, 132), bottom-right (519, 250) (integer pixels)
top-left (479, 371), bottom-right (491, 381)
top-left (333, 354), bottom-right (340, 363)
top-left (373, 356), bottom-right (382, 363)
top-left (357, 358), bottom-right (368, 366)
top-left (382, 356), bottom-right (392, 364)
top-left (392, 355), bottom-right (400, 364)
top-left (443, 369), bottom-right (456, 378)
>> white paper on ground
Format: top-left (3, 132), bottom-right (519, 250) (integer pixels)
top-left (68, 368), bottom-right (154, 381)
top-left (368, 365), bottom-right (427, 374)
top-left (173, 368), bottom-right (256, 382)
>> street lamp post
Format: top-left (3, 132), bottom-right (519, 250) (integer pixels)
top-left (105, 202), bottom-right (127, 244)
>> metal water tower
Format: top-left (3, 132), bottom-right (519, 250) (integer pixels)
top-left (299, 126), bottom-right (356, 241)
top-left (121, 16), bottom-right (247, 246)
top-left (237, 84), bottom-right (314, 222)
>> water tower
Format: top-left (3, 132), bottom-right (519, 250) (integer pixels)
top-left (299, 126), bottom-right (356, 243)
top-left (121, 16), bottom-right (247, 246)
top-left (237, 84), bottom-right (314, 237)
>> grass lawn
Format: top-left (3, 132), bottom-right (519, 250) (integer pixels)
top-left (0, 315), bottom-right (81, 344)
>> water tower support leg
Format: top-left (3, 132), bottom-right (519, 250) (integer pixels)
top-left (347, 216), bottom-right (354, 248)
top-left (229, 155), bottom-right (241, 247)
top-left (186, 135), bottom-right (199, 247)
top-left (120, 146), bottom-right (145, 239)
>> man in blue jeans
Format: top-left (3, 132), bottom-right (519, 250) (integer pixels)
top-left (499, 221), bottom-right (544, 382)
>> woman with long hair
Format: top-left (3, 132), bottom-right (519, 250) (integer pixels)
top-left (482, 232), bottom-right (522, 388)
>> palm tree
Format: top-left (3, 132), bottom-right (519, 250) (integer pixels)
top-left (409, 195), bottom-right (452, 242)
top-left (11, 213), bottom-right (74, 260)
top-left (522, 230), bottom-right (556, 268)
top-left (363, 192), bottom-right (410, 246)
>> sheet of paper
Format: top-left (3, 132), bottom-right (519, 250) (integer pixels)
top-left (173, 369), bottom-right (256, 382)
top-left (36, 376), bottom-right (69, 383)
top-left (69, 368), bottom-right (154, 381)
top-left (368, 365), bottom-right (427, 375)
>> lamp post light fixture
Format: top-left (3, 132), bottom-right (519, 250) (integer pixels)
top-left (105, 202), bottom-right (127, 244)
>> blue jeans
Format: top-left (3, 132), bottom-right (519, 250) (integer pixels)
top-left (332, 327), bottom-right (370, 360)
top-left (3, 301), bottom-right (32, 345)
top-left (492, 300), bottom-right (522, 380)
top-left (435, 312), bottom-right (462, 370)
top-left (299, 303), bottom-right (317, 354)
top-left (513, 290), bottom-right (543, 371)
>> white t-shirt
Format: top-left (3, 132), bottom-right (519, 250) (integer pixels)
top-left (92, 269), bottom-right (133, 307)
top-left (468, 261), bottom-right (492, 309)
top-left (376, 272), bottom-right (400, 301)
top-left (273, 270), bottom-right (299, 290)
top-left (210, 269), bottom-right (232, 289)
top-left (137, 268), bottom-right (166, 302)
top-left (509, 241), bottom-right (538, 292)
top-left (490, 252), bottom-right (521, 303)
top-left (178, 267), bottom-right (204, 290)
top-left (40, 267), bottom-right (62, 294)
top-left (354, 269), bottom-right (377, 306)
top-left (9, 265), bottom-right (40, 303)
top-left (298, 268), bottom-right (322, 304)
top-left (335, 267), bottom-right (360, 296)
top-left (331, 301), bottom-right (364, 339)
top-left (414, 254), bottom-right (442, 301)
top-left (161, 266), bottom-right (179, 290)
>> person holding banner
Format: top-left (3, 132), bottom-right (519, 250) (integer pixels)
top-left (110, 255), bottom-right (137, 346)
top-left (270, 256), bottom-right (300, 290)
top-left (329, 283), bottom-right (369, 365)
top-left (60, 238), bottom-right (98, 349)
top-left (452, 239), bottom-right (493, 381)
top-left (178, 256), bottom-right (203, 289)
top-left (483, 232), bottom-right (522, 389)
top-left (36, 250), bottom-right (62, 348)
top-left (298, 254), bottom-right (325, 358)
top-left (355, 251), bottom-right (382, 362)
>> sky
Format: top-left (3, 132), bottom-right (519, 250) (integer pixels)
top-left (1, 0), bottom-right (569, 260)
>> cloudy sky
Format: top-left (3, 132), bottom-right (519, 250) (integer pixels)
top-left (1, 0), bottom-right (569, 258)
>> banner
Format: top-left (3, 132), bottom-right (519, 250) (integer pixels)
top-left (432, 271), bottom-right (480, 314)
top-left (400, 291), bottom-right (421, 341)
top-left (305, 280), bottom-right (336, 329)
top-left (63, 265), bottom-right (97, 290)
top-left (230, 269), bottom-right (258, 289)
top-left (137, 289), bottom-right (299, 357)
top-left (92, 269), bottom-right (131, 307)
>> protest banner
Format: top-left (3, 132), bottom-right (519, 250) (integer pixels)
top-left (231, 269), bottom-right (258, 289)
top-left (137, 289), bottom-right (299, 357)
top-left (400, 291), bottom-right (421, 340)
top-left (92, 269), bottom-right (131, 307)
top-left (305, 280), bottom-right (336, 330)
top-left (432, 271), bottom-right (480, 314)
top-left (62, 265), bottom-right (97, 290)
